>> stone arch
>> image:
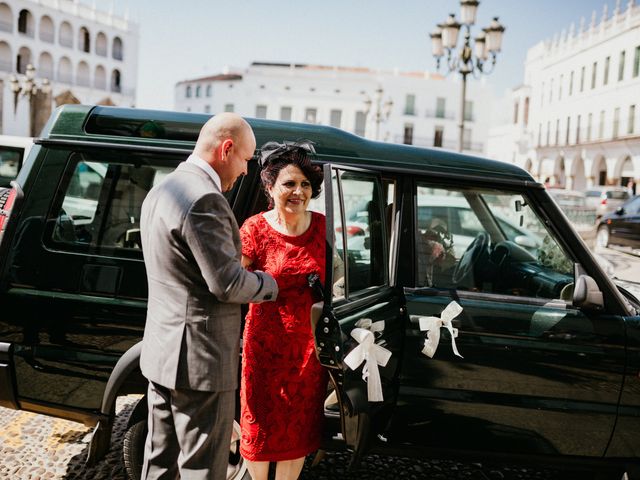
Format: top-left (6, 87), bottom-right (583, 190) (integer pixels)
top-left (616, 155), bottom-right (636, 192)
top-left (569, 154), bottom-right (587, 191)
top-left (95, 31), bottom-right (107, 56)
top-left (17, 8), bottom-right (34, 37)
top-left (523, 158), bottom-right (533, 175)
top-left (539, 157), bottom-right (555, 184)
top-left (94, 64), bottom-right (106, 90)
top-left (0, 3), bottom-right (13, 33)
top-left (58, 56), bottom-right (72, 83)
top-left (591, 155), bottom-right (607, 186)
top-left (59, 20), bottom-right (73, 48)
top-left (39, 14), bottom-right (54, 43)
top-left (553, 155), bottom-right (566, 187)
top-left (16, 45), bottom-right (32, 73)
top-left (0, 40), bottom-right (11, 72)
top-left (111, 68), bottom-right (121, 92)
top-left (112, 36), bottom-right (123, 60)
top-left (78, 26), bottom-right (90, 53)
top-left (77, 60), bottom-right (90, 86)
top-left (38, 51), bottom-right (54, 79)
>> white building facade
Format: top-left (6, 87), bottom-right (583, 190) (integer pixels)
top-left (488, 0), bottom-right (640, 192)
top-left (174, 62), bottom-right (496, 155)
top-left (0, 0), bottom-right (139, 136)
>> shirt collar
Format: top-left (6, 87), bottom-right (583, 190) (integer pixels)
top-left (186, 153), bottom-right (222, 191)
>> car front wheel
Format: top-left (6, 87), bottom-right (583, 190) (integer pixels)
top-left (123, 418), bottom-right (249, 480)
top-left (596, 225), bottom-right (610, 248)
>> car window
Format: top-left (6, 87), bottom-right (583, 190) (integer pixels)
top-left (585, 190), bottom-right (601, 198)
top-left (331, 170), bottom-right (387, 299)
top-left (415, 184), bottom-right (574, 301)
top-left (607, 190), bottom-right (629, 200)
top-left (0, 146), bottom-right (23, 187)
top-left (48, 155), bottom-right (174, 257)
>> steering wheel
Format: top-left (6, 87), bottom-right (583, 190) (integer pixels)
top-left (452, 232), bottom-right (490, 286)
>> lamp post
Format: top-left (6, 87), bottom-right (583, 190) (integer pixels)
top-left (8, 64), bottom-right (52, 136)
top-left (430, 1), bottom-right (505, 152)
top-left (363, 86), bottom-right (393, 141)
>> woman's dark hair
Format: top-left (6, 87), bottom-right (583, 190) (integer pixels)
top-left (259, 140), bottom-right (324, 200)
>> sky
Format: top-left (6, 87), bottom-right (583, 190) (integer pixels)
top-left (111, 0), bottom-right (619, 110)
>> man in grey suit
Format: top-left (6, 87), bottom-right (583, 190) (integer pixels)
top-left (139, 112), bottom-right (278, 479)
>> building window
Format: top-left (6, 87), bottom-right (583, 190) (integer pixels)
top-left (580, 66), bottom-right (585, 92)
top-left (435, 97), bottom-right (446, 118)
top-left (604, 56), bottom-right (610, 85)
top-left (464, 100), bottom-right (474, 121)
top-left (591, 61), bottom-right (597, 89)
top-left (619, 50), bottom-right (626, 81)
top-left (185, 85), bottom-right (192, 98)
top-left (434, 126), bottom-right (444, 147)
top-left (354, 111), bottom-right (366, 137)
top-left (546, 121), bottom-right (551, 146)
top-left (524, 97), bottom-right (530, 126)
top-left (330, 109), bottom-right (342, 128)
top-left (280, 106), bottom-right (292, 121)
top-left (555, 119), bottom-right (560, 146)
top-left (195, 85), bottom-right (201, 98)
top-left (513, 101), bottom-right (519, 124)
top-left (569, 71), bottom-right (574, 95)
top-left (629, 105), bottom-right (636, 134)
top-left (304, 108), bottom-right (317, 124)
top-left (576, 115), bottom-right (581, 144)
top-left (224, 103), bottom-right (234, 112)
top-left (598, 110), bottom-right (605, 139)
top-left (255, 105), bottom-right (267, 119)
top-left (634, 46), bottom-right (640, 77)
top-left (565, 116), bottom-right (571, 145)
top-left (404, 94), bottom-right (416, 115)
top-left (613, 108), bottom-right (620, 138)
top-left (462, 128), bottom-right (472, 150)
top-left (206, 85), bottom-right (212, 97)
top-left (558, 74), bottom-right (563, 100)
top-left (403, 123), bottom-right (414, 145)
top-left (587, 113), bottom-right (593, 141)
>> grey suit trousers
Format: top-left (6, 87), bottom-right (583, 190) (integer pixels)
top-left (141, 382), bottom-right (235, 480)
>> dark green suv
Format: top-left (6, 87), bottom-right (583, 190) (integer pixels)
top-left (1, 105), bottom-right (640, 479)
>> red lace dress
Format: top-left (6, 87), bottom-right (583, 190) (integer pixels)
top-left (239, 211), bottom-right (328, 462)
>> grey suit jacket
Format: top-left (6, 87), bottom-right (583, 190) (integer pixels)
top-left (139, 161), bottom-right (277, 392)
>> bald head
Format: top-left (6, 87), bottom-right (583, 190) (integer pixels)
top-left (194, 112), bottom-right (257, 192)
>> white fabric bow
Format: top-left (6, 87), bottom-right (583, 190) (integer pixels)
top-left (355, 318), bottom-right (385, 336)
top-left (417, 301), bottom-right (464, 359)
top-left (344, 327), bottom-right (392, 402)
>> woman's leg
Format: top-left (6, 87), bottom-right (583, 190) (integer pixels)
top-left (274, 457), bottom-right (306, 480)
top-left (245, 459), bottom-right (270, 480)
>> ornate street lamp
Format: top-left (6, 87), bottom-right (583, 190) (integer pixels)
top-left (363, 86), bottom-right (394, 141)
top-left (430, 1), bottom-right (505, 152)
top-left (8, 64), bottom-right (52, 136)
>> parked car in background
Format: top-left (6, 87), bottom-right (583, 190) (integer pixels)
top-left (548, 188), bottom-right (597, 242)
top-left (0, 135), bottom-right (33, 187)
top-left (585, 186), bottom-right (631, 218)
top-left (596, 195), bottom-right (640, 249)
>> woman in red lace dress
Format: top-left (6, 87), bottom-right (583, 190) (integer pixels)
top-left (239, 141), bottom-right (327, 480)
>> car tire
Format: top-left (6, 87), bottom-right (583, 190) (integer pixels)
top-left (122, 418), bottom-right (250, 480)
top-left (596, 225), bottom-right (610, 248)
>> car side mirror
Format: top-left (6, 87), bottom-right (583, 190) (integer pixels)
top-left (573, 274), bottom-right (604, 310)
top-left (514, 235), bottom-right (538, 249)
top-left (615, 207), bottom-right (624, 215)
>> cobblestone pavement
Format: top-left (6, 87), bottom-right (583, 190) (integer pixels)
top-left (1, 395), bottom-right (617, 480)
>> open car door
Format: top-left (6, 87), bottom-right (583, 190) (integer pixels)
top-left (312, 163), bottom-right (406, 468)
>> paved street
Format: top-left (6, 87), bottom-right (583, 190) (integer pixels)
top-left (0, 246), bottom-right (637, 480)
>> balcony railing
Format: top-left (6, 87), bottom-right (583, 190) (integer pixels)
top-left (0, 60), bottom-right (12, 72)
top-left (0, 20), bottom-right (12, 32)
top-left (39, 31), bottom-right (55, 43)
top-left (425, 109), bottom-right (455, 120)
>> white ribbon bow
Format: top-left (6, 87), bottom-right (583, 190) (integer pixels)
top-left (417, 301), bottom-right (464, 359)
top-left (355, 318), bottom-right (385, 336)
top-left (344, 327), bottom-right (392, 402)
